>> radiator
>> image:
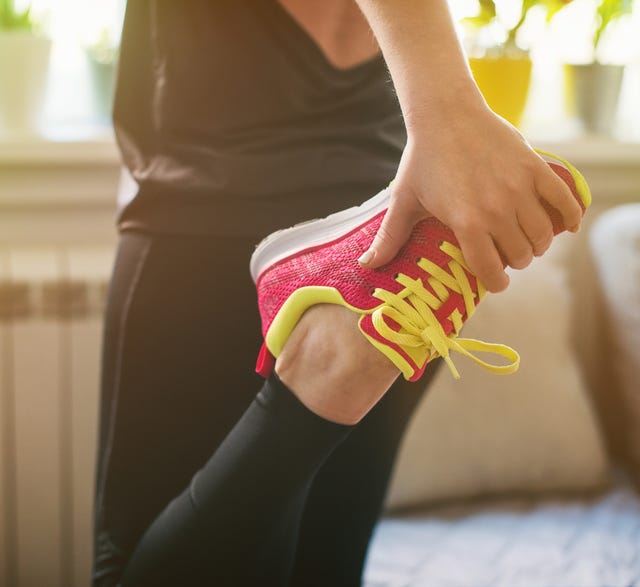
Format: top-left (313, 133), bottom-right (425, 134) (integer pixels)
top-left (0, 246), bottom-right (114, 587)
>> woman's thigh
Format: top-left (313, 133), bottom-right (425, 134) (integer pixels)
top-left (93, 230), bottom-right (264, 586)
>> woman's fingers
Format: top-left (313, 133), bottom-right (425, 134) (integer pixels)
top-left (492, 222), bottom-right (534, 270)
top-left (516, 197), bottom-right (554, 258)
top-left (534, 157), bottom-right (583, 233)
top-left (358, 135), bottom-right (582, 291)
top-left (457, 230), bottom-right (510, 293)
top-left (361, 189), bottom-right (548, 291)
top-left (358, 188), bottom-right (424, 269)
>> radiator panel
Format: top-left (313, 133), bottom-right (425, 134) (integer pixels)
top-left (10, 249), bottom-right (65, 587)
top-left (67, 248), bottom-right (111, 587)
top-left (0, 247), bottom-right (15, 587)
top-left (70, 317), bottom-right (102, 587)
top-left (0, 245), bottom-right (113, 587)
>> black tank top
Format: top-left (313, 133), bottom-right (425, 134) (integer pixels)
top-left (114, 0), bottom-right (406, 237)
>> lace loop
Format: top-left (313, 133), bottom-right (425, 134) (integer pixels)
top-left (371, 241), bottom-right (519, 379)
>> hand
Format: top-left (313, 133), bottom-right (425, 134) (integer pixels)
top-left (358, 104), bottom-right (583, 293)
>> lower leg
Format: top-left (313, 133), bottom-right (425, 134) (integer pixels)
top-left (289, 371), bottom-right (435, 587)
top-left (120, 304), bottom-right (401, 586)
top-left (120, 374), bottom-right (352, 587)
top-left (279, 305), bottom-right (433, 586)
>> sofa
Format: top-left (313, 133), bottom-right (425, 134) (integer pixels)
top-left (364, 203), bottom-right (640, 586)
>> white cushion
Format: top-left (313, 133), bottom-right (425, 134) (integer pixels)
top-left (385, 237), bottom-right (611, 510)
top-left (590, 204), bottom-right (640, 479)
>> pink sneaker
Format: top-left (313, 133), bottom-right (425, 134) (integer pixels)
top-left (251, 150), bottom-right (591, 382)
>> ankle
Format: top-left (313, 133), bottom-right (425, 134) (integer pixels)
top-left (275, 305), bottom-right (400, 424)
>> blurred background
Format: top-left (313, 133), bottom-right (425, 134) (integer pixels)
top-left (0, 1), bottom-right (639, 587)
top-left (2, 0), bottom-right (640, 139)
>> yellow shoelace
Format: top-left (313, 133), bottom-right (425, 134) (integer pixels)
top-left (370, 242), bottom-right (520, 379)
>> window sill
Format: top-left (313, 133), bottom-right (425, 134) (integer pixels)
top-left (0, 127), bottom-right (119, 166)
top-left (0, 130), bottom-right (639, 208)
top-left (0, 128), bottom-right (121, 208)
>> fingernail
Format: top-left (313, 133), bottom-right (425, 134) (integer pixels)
top-left (569, 223), bottom-right (581, 233)
top-left (358, 250), bottom-right (375, 265)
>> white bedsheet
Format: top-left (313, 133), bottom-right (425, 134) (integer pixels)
top-left (365, 482), bottom-right (640, 587)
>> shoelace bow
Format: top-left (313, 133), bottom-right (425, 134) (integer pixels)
top-left (370, 241), bottom-right (520, 379)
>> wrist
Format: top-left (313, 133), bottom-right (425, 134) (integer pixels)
top-left (403, 82), bottom-right (489, 138)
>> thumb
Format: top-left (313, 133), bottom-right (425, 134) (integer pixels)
top-left (358, 195), bottom-right (420, 269)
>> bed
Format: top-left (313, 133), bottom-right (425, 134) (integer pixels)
top-left (366, 477), bottom-right (640, 587)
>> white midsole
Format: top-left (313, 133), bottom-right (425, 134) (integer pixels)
top-left (250, 186), bottom-right (391, 283)
top-left (249, 152), bottom-right (570, 283)
top-left (539, 152), bottom-right (568, 169)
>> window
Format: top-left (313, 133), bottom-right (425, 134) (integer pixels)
top-left (23, 0), bottom-right (124, 136)
top-left (3, 0), bottom-right (639, 141)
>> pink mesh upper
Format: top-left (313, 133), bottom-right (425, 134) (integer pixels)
top-left (256, 212), bottom-right (463, 338)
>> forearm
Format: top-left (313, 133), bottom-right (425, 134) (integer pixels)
top-left (354, 0), bottom-right (486, 131)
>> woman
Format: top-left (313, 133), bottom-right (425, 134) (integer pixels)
top-left (92, 1), bottom-right (582, 585)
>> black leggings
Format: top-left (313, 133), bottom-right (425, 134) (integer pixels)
top-left (93, 230), bottom-right (436, 587)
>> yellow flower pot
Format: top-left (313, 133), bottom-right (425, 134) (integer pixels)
top-left (469, 56), bottom-right (533, 128)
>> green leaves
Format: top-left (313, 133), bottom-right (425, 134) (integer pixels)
top-left (594, 0), bottom-right (634, 49)
top-left (0, 0), bottom-right (36, 32)
top-left (460, 0), bottom-right (633, 56)
top-left (539, 0), bottom-right (575, 22)
top-left (462, 0), bottom-right (497, 29)
top-left (463, 0), bottom-right (574, 34)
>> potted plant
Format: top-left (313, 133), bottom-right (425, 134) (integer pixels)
top-left (0, 0), bottom-right (51, 137)
top-left (85, 28), bottom-right (119, 123)
top-left (563, 0), bottom-right (634, 134)
top-left (463, 0), bottom-right (572, 128)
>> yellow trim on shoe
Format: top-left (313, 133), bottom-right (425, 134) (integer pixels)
top-left (264, 286), bottom-right (366, 357)
top-left (535, 148), bottom-right (592, 208)
top-left (261, 283), bottom-right (417, 380)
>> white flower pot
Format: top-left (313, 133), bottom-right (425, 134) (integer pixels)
top-left (87, 55), bottom-right (117, 123)
top-left (0, 32), bottom-right (52, 137)
top-left (564, 63), bottom-right (625, 135)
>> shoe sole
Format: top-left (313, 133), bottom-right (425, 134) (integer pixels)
top-left (250, 185), bottom-right (390, 282)
top-left (250, 150), bottom-right (590, 283)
